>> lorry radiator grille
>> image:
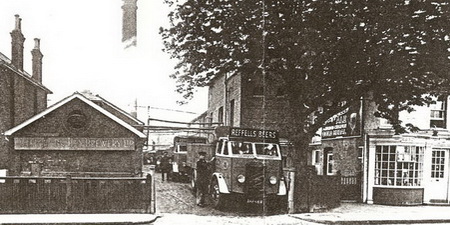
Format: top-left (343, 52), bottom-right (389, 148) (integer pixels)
top-left (245, 162), bottom-right (265, 195)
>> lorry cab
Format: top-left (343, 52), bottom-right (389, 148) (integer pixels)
top-left (209, 127), bottom-right (287, 209)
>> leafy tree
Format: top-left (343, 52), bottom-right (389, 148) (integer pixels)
top-left (161, 0), bottom-right (450, 211)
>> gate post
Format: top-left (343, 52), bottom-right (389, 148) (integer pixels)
top-left (285, 167), bottom-right (296, 214)
top-left (149, 165), bottom-right (156, 213)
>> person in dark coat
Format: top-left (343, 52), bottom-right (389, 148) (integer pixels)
top-left (160, 151), bottom-right (172, 182)
top-left (196, 151), bottom-right (214, 206)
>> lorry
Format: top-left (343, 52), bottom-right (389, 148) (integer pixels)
top-left (171, 136), bottom-right (208, 182)
top-left (186, 126), bottom-right (287, 210)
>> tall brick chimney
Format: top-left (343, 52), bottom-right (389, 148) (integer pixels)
top-left (122, 0), bottom-right (138, 47)
top-left (31, 38), bottom-right (43, 83)
top-left (10, 14), bottom-right (25, 70)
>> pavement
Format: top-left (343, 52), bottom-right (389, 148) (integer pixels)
top-left (0, 203), bottom-right (450, 224)
top-left (290, 202), bottom-right (450, 224)
top-left (1, 203), bottom-right (450, 224)
top-left (0, 213), bottom-right (160, 225)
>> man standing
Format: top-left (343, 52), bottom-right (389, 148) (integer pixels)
top-left (196, 151), bottom-right (213, 207)
top-left (160, 151), bottom-right (171, 182)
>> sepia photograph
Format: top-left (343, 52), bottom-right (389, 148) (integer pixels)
top-left (1, 0), bottom-right (450, 224)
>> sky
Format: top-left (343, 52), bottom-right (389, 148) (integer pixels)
top-left (0, 0), bottom-right (208, 124)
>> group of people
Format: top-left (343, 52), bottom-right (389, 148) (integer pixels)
top-left (157, 151), bottom-right (213, 207)
top-left (143, 151), bottom-right (174, 182)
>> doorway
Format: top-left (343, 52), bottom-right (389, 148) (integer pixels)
top-left (429, 149), bottom-right (449, 203)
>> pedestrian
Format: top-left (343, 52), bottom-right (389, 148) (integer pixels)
top-left (196, 151), bottom-right (214, 207)
top-left (160, 151), bottom-right (172, 182)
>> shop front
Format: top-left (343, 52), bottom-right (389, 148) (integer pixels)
top-left (366, 131), bottom-right (450, 205)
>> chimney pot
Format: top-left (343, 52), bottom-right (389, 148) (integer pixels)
top-left (11, 14), bottom-right (25, 70)
top-left (34, 38), bottom-right (40, 49)
top-left (31, 38), bottom-right (43, 83)
top-left (14, 14), bottom-right (21, 30)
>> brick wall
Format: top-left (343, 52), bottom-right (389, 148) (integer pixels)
top-left (320, 138), bottom-right (363, 177)
top-left (208, 75), bottom-right (226, 124)
top-left (240, 72), bottom-right (292, 136)
top-left (9, 97), bottom-right (143, 176)
top-left (226, 74), bottom-right (241, 127)
top-left (0, 70), bottom-right (14, 168)
top-left (0, 68), bottom-right (48, 169)
top-left (207, 72), bottom-right (292, 136)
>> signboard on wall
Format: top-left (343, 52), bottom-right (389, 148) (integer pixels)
top-left (14, 137), bottom-right (135, 151)
top-left (321, 102), bottom-right (362, 139)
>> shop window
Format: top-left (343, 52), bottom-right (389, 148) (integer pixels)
top-left (374, 145), bottom-right (424, 186)
top-left (430, 96), bottom-right (447, 129)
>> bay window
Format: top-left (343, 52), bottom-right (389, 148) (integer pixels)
top-left (375, 145), bottom-right (424, 186)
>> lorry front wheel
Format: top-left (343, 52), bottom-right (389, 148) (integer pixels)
top-left (210, 178), bottom-right (227, 209)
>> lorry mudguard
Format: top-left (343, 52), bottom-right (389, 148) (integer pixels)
top-left (212, 172), bottom-right (230, 194)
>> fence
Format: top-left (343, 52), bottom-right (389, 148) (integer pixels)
top-left (340, 174), bottom-right (361, 201)
top-left (294, 166), bottom-right (341, 212)
top-left (0, 175), bottom-right (152, 214)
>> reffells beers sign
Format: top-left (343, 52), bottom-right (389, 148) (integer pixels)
top-left (229, 127), bottom-right (278, 140)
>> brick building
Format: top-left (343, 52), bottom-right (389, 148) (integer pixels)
top-left (4, 92), bottom-right (146, 177)
top-left (196, 72), bottom-right (292, 136)
top-left (0, 15), bottom-right (52, 171)
top-left (195, 69), bottom-right (450, 206)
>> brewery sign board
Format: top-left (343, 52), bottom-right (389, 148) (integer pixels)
top-left (14, 137), bottom-right (135, 151)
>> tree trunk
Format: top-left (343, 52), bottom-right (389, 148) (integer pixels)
top-left (291, 134), bottom-right (314, 212)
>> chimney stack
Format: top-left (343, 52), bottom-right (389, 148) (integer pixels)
top-left (122, 0), bottom-right (138, 47)
top-left (31, 38), bottom-right (43, 83)
top-left (10, 14), bottom-right (25, 70)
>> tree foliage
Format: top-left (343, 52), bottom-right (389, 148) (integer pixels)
top-left (161, 0), bottom-right (450, 137)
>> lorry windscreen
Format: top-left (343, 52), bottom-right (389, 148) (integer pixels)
top-left (230, 142), bottom-right (253, 155)
top-left (255, 143), bottom-right (279, 157)
top-left (229, 141), bottom-right (280, 158)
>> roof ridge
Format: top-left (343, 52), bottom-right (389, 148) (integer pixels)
top-left (3, 92), bottom-right (146, 138)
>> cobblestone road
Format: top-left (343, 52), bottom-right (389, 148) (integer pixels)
top-left (151, 169), bottom-right (244, 216)
top-left (143, 166), bottom-right (316, 225)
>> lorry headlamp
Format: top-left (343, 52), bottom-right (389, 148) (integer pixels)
top-left (237, 174), bottom-right (246, 183)
top-left (269, 176), bottom-right (277, 185)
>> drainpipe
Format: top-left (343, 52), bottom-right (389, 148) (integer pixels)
top-left (363, 133), bottom-right (369, 203)
top-left (223, 74), bottom-right (228, 126)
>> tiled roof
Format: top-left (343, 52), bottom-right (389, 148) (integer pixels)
top-left (0, 52), bottom-right (11, 64)
top-left (0, 51), bottom-right (52, 94)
